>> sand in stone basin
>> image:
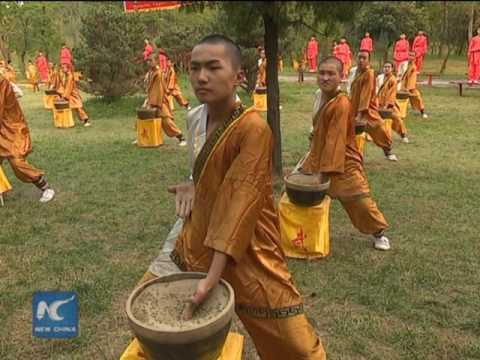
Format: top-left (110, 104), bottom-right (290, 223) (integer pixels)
top-left (132, 279), bottom-right (229, 331)
top-left (287, 173), bottom-right (324, 186)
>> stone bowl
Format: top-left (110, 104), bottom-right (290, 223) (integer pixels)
top-left (53, 100), bottom-right (69, 110)
top-left (284, 173), bottom-right (330, 207)
top-left (126, 272), bottom-right (235, 360)
top-left (137, 107), bottom-right (158, 120)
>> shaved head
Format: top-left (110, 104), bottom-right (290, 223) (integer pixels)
top-left (319, 56), bottom-right (343, 75)
top-left (195, 34), bottom-right (242, 70)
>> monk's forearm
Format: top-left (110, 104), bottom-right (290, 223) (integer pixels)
top-left (205, 251), bottom-right (228, 290)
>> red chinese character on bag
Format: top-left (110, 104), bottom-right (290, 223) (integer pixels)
top-left (292, 228), bottom-right (307, 248)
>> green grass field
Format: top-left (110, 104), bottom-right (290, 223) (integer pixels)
top-left (1, 75), bottom-right (479, 359)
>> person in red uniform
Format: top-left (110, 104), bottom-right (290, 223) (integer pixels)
top-left (35, 51), bottom-right (49, 83)
top-left (307, 35), bottom-right (319, 72)
top-left (393, 34), bottom-right (410, 73)
top-left (412, 31), bottom-right (428, 74)
top-left (336, 37), bottom-right (352, 79)
top-left (143, 39), bottom-right (153, 61)
top-left (468, 28), bottom-right (480, 83)
top-left (158, 48), bottom-right (168, 73)
top-left (360, 32), bottom-right (373, 53)
top-left (60, 43), bottom-right (73, 67)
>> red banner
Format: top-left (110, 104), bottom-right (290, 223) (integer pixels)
top-left (123, 1), bottom-right (185, 13)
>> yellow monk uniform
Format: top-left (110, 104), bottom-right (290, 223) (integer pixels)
top-left (349, 67), bottom-right (393, 155)
top-left (401, 62), bottom-right (425, 112)
top-left (376, 73), bottom-right (407, 138)
top-left (1, 65), bottom-right (17, 84)
top-left (257, 58), bottom-right (267, 88)
top-left (302, 92), bottom-right (389, 235)
top-left (170, 105), bottom-right (326, 360)
top-left (58, 70), bottom-right (89, 123)
top-left (26, 64), bottom-right (39, 92)
top-left (47, 68), bottom-right (62, 91)
top-left (0, 75), bottom-right (49, 190)
top-left (165, 64), bottom-right (189, 109)
top-left (146, 67), bottom-right (184, 139)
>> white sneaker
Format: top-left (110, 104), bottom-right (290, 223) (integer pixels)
top-left (132, 139), bottom-right (138, 145)
top-left (84, 121), bottom-right (92, 127)
top-left (402, 136), bottom-right (409, 144)
top-left (187, 105), bottom-right (192, 111)
top-left (422, 113), bottom-right (428, 119)
top-left (373, 235), bottom-right (391, 251)
top-left (39, 188), bottom-right (55, 203)
top-left (386, 154), bottom-right (398, 161)
top-left (178, 140), bottom-right (187, 147)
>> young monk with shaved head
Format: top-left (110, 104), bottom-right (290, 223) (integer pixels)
top-left (167, 34), bottom-right (326, 359)
top-left (301, 56), bottom-right (392, 251)
top-left (348, 50), bottom-right (398, 161)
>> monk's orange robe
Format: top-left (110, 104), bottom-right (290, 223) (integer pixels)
top-left (26, 64), bottom-right (39, 92)
top-left (376, 74), bottom-right (407, 137)
top-left (350, 67), bottom-right (393, 154)
top-left (47, 68), bottom-right (62, 92)
top-left (257, 58), bottom-right (267, 88)
top-left (165, 64), bottom-right (189, 108)
top-left (1, 65), bottom-right (17, 84)
top-left (172, 106), bottom-right (326, 360)
top-left (302, 92), bottom-right (388, 235)
top-left (0, 75), bottom-right (45, 185)
top-left (146, 67), bottom-right (183, 138)
top-left (58, 70), bottom-right (89, 122)
top-left (400, 62), bottom-right (425, 112)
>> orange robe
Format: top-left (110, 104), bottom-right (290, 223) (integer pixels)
top-left (1, 65), bottom-right (17, 84)
top-left (0, 75), bottom-right (44, 184)
top-left (376, 74), bottom-right (407, 137)
top-left (165, 64), bottom-right (189, 108)
top-left (146, 67), bottom-right (182, 138)
top-left (257, 58), bottom-right (267, 88)
top-left (172, 106), bottom-right (325, 360)
top-left (302, 92), bottom-right (388, 235)
top-left (400, 62), bottom-right (425, 112)
top-left (47, 68), bottom-right (62, 92)
top-left (26, 64), bottom-right (39, 92)
top-left (58, 71), bottom-right (89, 121)
top-left (350, 67), bottom-right (393, 153)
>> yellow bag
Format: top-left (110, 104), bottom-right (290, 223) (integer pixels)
top-left (279, 193), bottom-right (331, 259)
top-left (120, 332), bottom-right (244, 360)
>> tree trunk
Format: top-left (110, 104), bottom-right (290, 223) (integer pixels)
top-left (439, 46), bottom-right (450, 74)
top-left (440, 1), bottom-right (449, 58)
top-left (263, 12), bottom-right (283, 177)
top-left (468, 2), bottom-right (474, 42)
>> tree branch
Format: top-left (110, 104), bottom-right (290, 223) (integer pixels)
top-left (285, 18), bottom-right (327, 37)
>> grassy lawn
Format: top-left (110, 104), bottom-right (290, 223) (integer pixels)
top-left (1, 75), bottom-right (479, 359)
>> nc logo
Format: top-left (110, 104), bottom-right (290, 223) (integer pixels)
top-left (32, 291), bottom-right (79, 339)
top-left (36, 295), bottom-right (76, 321)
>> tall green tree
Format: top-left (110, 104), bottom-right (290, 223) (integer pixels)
top-left (0, 2), bottom-right (61, 72)
top-left (75, 3), bottom-right (146, 100)
top-left (354, 2), bottom-right (427, 66)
